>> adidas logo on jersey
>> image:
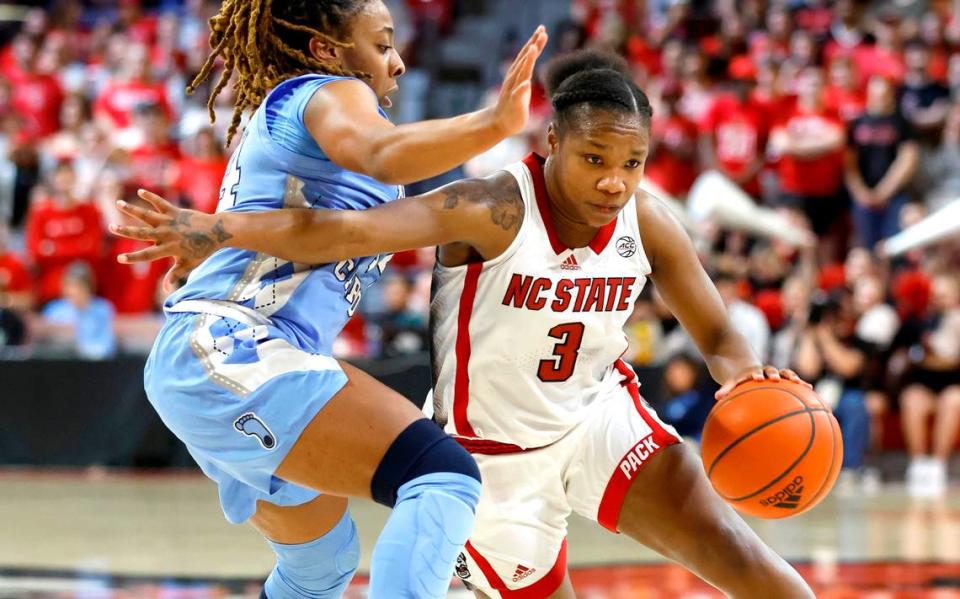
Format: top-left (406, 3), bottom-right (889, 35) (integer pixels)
top-left (618, 435), bottom-right (661, 480)
top-left (560, 254), bottom-right (580, 270)
top-left (512, 564), bottom-right (536, 582)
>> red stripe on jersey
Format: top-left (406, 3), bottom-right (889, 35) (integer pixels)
top-left (614, 358), bottom-right (638, 386)
top-left (596, 380), bottom-right (681, 533)
top-left (522, 152), bottom-right (619, 255)
top-left (523, 153), bottom-right (566, 255)
top-left (453, 262), bottom-right (483, 437)
top-left (588, 216), bottom-right (617, 254)
top-left (465, 538), bottom-right (568, 597)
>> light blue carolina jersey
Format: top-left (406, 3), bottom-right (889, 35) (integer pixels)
top-left (166, 74), bottom-right (403, 353)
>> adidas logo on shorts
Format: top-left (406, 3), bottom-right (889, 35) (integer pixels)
top-left (512, 564), bottom-right (536, 582)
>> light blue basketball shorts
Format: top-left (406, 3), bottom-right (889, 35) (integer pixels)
top-left (144, 302), bottom-right (348, 524)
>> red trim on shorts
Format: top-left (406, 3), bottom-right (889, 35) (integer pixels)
top-left (454, 437), bottom-right (530, 455)
top-left (596, 376), bottom-right (680, 533)
top-left (522, 153), bottom-right (617, 255)
top-left (453, 262), bottom-right (483, 437)
top-left (464, 538), bottom-right (568, 598)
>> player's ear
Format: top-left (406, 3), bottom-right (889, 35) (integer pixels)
top-left (547, 123), bottom-right (559, 155)
top-left (309, 36), bottom-right (343, 64)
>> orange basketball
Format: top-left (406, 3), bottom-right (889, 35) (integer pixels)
top-left (701, 380), bottom-right (843, 519)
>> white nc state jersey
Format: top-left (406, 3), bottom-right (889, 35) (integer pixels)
top-left (431, 154), bottom-right (652, 449)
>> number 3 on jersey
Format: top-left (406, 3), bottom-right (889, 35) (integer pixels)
top-left (538, 322), bottom-right (585, 382)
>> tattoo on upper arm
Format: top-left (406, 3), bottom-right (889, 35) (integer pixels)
top-left (439, 174), bottom-right (523, 232)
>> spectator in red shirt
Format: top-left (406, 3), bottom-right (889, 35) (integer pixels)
top-left (645, 83), bottom-right (698, 198)
top-left (858, 16), bottom-right (906, 83)
top-left (823, 0), bottom-right (873, 85)
top-left (94, 42), bottom-right (173, 131)
top-left (25, 161), bottom-right (104, 305)
top-left (175, 128), bottom-right (228, 214)
top-left (6, 33), bottom-right (64, 141)
top-left (116, 0), bottom-right (159, 46)
top-left (127, 102), bottom-right (181, 199)
top-left (0, 32), bottom-right (38, 83)
top-left (770, 67), bottom-right (847, 260)
top-left (751, 58), bottom-right (791, 124)
top-left (0, 222), bottom-right (32, 312)
top-left (796, 0), bottom-right (834, 40)
top-left (919, 11), bottom-right (950, 82)
top-left (699, 61), bottom-right (767, 198)
top-left (824, 55), bottom-right (866, 121)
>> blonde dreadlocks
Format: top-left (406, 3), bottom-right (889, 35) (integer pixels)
top-left (189, 0), bottom-right (373, 146)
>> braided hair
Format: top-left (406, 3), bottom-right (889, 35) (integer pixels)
top-left (543, 50), bottom-right (652, 134)
top-left (190, 0), bottom-right (374, 145)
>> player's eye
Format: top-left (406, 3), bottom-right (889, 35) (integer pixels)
top-left (585, 154), bottom-right (602, 165)
top-left (625, 159), bottom-right (642, 169)
top-left (378, 44), bottom-right (393, 54)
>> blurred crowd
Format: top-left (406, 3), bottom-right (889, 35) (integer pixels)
top-left (0, 0), bottom-right (957, 495)
top-left (533, 0), bottom-right (959, 499)
top-left (0, 0), bottom-right (444, 359)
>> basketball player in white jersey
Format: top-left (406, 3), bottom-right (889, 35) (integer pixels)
top-left (113, 50), bottom-right (815, 598)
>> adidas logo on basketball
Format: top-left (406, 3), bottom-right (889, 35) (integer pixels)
top-left (513, 564), bottom-right (536, 582)
top-left (560, 254), bottom-right (580, 270)
top-left (759, 475), bottom-right (805, 509)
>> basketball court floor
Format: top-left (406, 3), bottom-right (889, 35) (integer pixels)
top-left (2, 466), bottom-right (959, 599)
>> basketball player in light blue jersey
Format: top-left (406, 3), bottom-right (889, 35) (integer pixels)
top-left (130, 1), bottom-right (547, 597)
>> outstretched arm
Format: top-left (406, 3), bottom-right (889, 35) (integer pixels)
top-left (112, 173), bottom-right (522, 283)
top-left (310, 27), bottom-right (547, 184)
top-left (635, 192), bottom-right (809, 399)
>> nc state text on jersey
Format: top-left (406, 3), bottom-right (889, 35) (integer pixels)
top-left (501, 274), bottom-right (638, 312)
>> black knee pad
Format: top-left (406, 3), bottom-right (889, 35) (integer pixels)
top-left (370, 418), bottom-right (480, 507)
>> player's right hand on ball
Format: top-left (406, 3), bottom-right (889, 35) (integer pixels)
top-left (109, 189), bottom-right (218, 291)
top-left (489, 25), bottom-right (548, 137)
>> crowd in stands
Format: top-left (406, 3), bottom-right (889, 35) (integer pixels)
top-left (0, 0), bottom-right (957, 496)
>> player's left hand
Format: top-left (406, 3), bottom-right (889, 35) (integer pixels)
top-left (714, 365), bottom-right (811, 400)
top-left (109, 189), bottom-right (218, 292)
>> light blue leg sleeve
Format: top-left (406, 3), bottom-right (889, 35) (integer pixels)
top-left (368, 472), bottom-right (482, 598)
top-left (262, 509), bottom-right (360, 599)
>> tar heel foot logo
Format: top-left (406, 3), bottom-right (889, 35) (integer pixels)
top-left (234, 412), bottom-right (277, 450)
top-left (455, 552), bottom-right (471, 580)
top-left (616, 236), bottom-right (637, 258)
top-left (760, 475), bottom-right (804, 509)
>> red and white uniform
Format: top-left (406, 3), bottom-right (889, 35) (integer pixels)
top-left (430, 154), bottom-right (681, 596)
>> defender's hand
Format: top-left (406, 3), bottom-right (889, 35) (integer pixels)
top-left (489, 25), bottom-right (548, 137)
top-left (715, 365), bottom-right (811, 400)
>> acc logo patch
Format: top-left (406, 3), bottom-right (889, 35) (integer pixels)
top-left (616, 236), bottom-right (637, 258)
